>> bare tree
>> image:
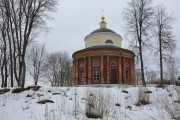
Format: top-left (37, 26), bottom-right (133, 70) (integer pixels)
top-left (0, 0), bottom-right (57, 89)
top-left (136, 69), bottom-right (142, 85)
top-left (26, 43), bottom-right (46, 85)
top-left (0, 15), bottom-right (9, 88)
top-left (164, 57), bottom-right (177, 84)
top-left (123, 0), bottom-right (154, 86)
top-left (42, 51), bottom-right (72, 87)
top-left (146, 69), bottom-right (157, 84)
top-left (154, 4), bottom-right (176, 87)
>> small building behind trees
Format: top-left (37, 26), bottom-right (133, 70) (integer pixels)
top-left (72, 16), bottom-right (136, 85)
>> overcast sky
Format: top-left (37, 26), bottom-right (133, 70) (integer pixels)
top-left (37, 0), bottom-right (180, 60)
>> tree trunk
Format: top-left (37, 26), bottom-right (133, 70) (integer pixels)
top-left (2, 37), bottom-right (8, 88)
top-left (159, 28), bottom-right (163, 87)
top-left (139, 42), bottom-right (146, 87)
top-left (4, 59), bottom-right (8, 88)
top-left (1, 63), bottom-right (4, 88)
top-left (35, 81), bottom-right (37, 86)
top-left (138, 18), bottom-right (146, 87)
top-left (21, 59), bottom-right (26, 90)
top-left (8, 33), bottom-right (14, 87)
top-left (34, 76), bottom-right (38, 86)
top-left (12, 39), bottom-right (19, 86)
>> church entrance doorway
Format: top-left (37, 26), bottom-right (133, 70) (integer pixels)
top-left (111, 69), bottom-right (117, 84)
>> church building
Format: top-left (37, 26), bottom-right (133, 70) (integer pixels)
top-left (72, 16), bottom-right (136, 85)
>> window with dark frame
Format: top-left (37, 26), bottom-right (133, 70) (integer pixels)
top-left (79, 70), bottom-right (84, 81)
top-left (79, 63), bottom-right (84, 68)
top-left (126, 64), bottom-right (129, 68)
top-left (105, 39), bottom-right (113, 44)
top-left (93, 62), bottom-right (100, 80)
top-left (94, 67), bottom-right (100, 80)
top-left (125, 63), bottom-right (129, 79)
top-left (111, 62), bottom-right (117, 66)
top-left (79, 63), bottom-right (84, 81)
top-left (125, 70), bottom-right (129, 79)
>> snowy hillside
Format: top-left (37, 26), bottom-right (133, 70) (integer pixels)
top-left (0, 85), bottom-right (180, 120)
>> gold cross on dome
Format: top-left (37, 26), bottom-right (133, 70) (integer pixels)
top-left (101, 9), bottom-right (105, 21)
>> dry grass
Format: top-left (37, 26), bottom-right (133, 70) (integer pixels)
top-left (174, 100), bottom-right (180, 104)
top-left (12, 88), bottom-right (22, 93)
top-left (85, 89), bottom-right (107, 119)
top-left (156, 84), bottom-right (167, 88)
top-left (163, 102), bottom-right (180, 119)
top-left (175, 87), bottom-right (180, 102)
top-left (135, 87), bottom-right (150, 106)
top-left (150, 95), bottom-right (180, 120)
top-left (25, 86), bottom-right (41, 91)
top-left (144, 90), bottom-right (152, 94)
top-left (12, 86), bottom-right (41, 93)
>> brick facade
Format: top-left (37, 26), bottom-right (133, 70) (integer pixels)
top-left (72, 46), bottom-right (136, 85)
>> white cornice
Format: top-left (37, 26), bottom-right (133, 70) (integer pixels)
top-left (84, 32), bottom-right (122, 42)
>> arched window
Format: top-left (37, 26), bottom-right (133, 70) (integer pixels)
top-left (105, 39), bottom-right (113, 44)
top-left (79, 70), bottom-right (84, 81)
top-left (79, 63), bottom-right (84, 81)
top-left (126, 63), bottom-right (129, 68)
top-left (93, 62), bottom-right (99, 66)
top-left (79, 63), bottom-right (84, 68)
top-left (126, 70), bottom-right (129, 79)
top-left (111, 62), bottom-right (117, 66)
top-left (125, 64), bottom-right (129, 79)
top-left (93, 62), bottom-right (100, 80)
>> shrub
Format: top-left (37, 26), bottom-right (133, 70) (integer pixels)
top-left (85, 89), bottom-right (107, 119)
top-left (12, 86), bottom-right (41, 93)
top-left (174, 87), bottom-right (180, 104)
top-left (32, 86), bottom-right (41, 91)
top-left (135, 87), bottom-right (150, 106)
top-left (24, 85), bottom-right (41, 91)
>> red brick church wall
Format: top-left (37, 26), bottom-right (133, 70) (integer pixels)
top-left (72, 48), bottom-right (136, 85)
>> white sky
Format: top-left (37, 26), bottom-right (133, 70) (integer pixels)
top-left (37, 0), bottom-right (180, 59)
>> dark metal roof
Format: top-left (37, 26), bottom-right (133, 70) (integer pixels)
top-left (90, 28), bottom-right (116, 34)
top-left (74, 45), bottom-right (132, 53)
top-left (100, 21), bottom-right (107, 24)
top-left (72, 45), bottom-right (135, 58)
top-left (86, 45), bottom-right (120, 49)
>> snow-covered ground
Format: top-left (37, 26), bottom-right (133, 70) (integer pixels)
top-left (0, 85), bottom-right (180, 120)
